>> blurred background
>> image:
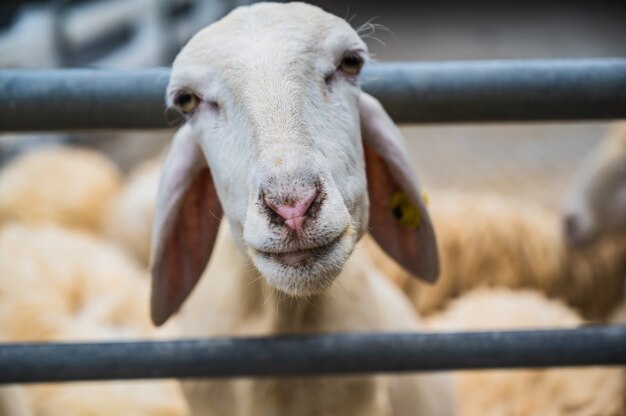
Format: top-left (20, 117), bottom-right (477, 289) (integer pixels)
top-left (1, 0), bottom-right (625, 209)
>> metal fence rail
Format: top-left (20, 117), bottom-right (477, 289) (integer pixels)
top-left (0, 58), bottom-right (625, 131)
top-left (1, 60), bottom-right (625, 384)
top-left (1, 326), bottom-right (625, 384)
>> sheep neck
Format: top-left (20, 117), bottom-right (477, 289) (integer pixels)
top-left (197, 225), bottom-right (368, 336)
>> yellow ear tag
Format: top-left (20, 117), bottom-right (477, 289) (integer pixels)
top-left (390, 192), bottom-right (422, 229)
top-left (422, 191), bottom-right (430, 206)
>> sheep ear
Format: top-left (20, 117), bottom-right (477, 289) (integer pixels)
top-left (359, 92), bottom-right (439, 282)
top-left (150, 124), bottom-right (223, 326)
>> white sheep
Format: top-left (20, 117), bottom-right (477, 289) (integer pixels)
top-left (0, 223), bottom-right (188, 415)
top-left (427, 288), bottom-right (625, 416)
top-left (363, 191), bottom-right (626, 320)
top-left (0, 146), bottom-right (122, 232)
top-left (150, 3), bottom-right (455, 415)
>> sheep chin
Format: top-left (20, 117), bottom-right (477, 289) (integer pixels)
top-left (249, 229), bottom-right (355, 297)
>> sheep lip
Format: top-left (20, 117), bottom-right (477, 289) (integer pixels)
top-left (254, 235), bottom-right (342, 266)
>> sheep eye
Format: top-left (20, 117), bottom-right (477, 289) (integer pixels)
top-left (339, 53), bottom-right (363, 75)
top-left (174, 91), bottom-right (199, 113)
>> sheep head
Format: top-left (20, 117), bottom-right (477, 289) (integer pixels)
top-left (150, 2), bottom-right (438, 325)
top-left (563, 123), bottom-right (626, 247)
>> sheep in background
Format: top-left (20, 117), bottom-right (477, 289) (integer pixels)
top-left (103, 155), bottom-right (163, 266)
top-left (560, 121), bottom-right (626, 325)
top-left (561, 121), bottom-right (626, 323)
top-left (363, 191), bottom-right (626, 321)
top-left (0, 223), bottom-right (151, 340)
top-left (427, 288), bottom-right (625, 416)
top-left (0, 146), bottom-right (122, 232)
top-left (0, 223), bottom-right (187, 415)
top-left (25, 319), bottom-right (188, 416)
top-left (563, 122), bottom-right (626, 247)
top-left (151, 3), bottom-right (455, 414)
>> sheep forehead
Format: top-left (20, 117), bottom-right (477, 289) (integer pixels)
top-left (173, 3), bottom-right (362, 72)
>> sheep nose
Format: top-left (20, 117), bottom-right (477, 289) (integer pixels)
top-left (264, 189), bottom-right (318, 232)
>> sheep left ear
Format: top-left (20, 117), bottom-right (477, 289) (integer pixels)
top-left (150, 124), bottom-right (223, 326)
top-left (359, 92), bottom-right (439, 282)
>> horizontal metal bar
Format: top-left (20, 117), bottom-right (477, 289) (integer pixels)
top-left (1, 326), bottom-right (625, 384)
top-left (0, 68), bottom-right (172, 131)
top-left (0, 58), bottom-right (625, 131)
top-left (363, 59), bottom-right (626, 123)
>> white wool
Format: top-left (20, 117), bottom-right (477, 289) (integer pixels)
top-left (0, 223), bottom-right (187, 415)
top-left (0, 146), bottom-right (122, 231)
top-left (428, 288), bottom-right (625, 416)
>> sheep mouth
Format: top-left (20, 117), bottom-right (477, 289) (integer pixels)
top-left (249, 225), bottom-right (355, 296)
top-left (255, 234), bottom-right (343, 267)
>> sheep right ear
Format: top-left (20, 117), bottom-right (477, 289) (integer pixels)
top-left (359, 92), bottom-right (439, 283)
top-left (150, 124), bottom-right (223, 326)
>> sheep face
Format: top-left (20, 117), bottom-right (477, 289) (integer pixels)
top-left (563, 124), bottom-right (626, 246)
top-left (167, 3), bottom-right (368, 296)
top-left (150, 2), bottom-right (438, 325)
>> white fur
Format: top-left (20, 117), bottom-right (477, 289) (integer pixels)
top-left (0, 223), bottom-right (188, 416)
top-left (428, 288), bottom-right (625, 416)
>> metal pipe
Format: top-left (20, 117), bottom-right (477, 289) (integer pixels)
top-left (363, 59), bottom-right (626, 123)
top-left (1, 326), bottom-right (625, 384)
top-left (0, 68), bottom-right (171, 131)
top-left (0, 58), bottom-right (625, 131)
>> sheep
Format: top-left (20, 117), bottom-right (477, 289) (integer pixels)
top-left (150, 3), bottom-right (456, 415)
top-left (103, 155), bottom-right (163, 265)
top-left (562, 122), bottom-right (626, 411)
top-left (0, 222), bottom-right (151, 340)
top-left (558, 120), bottom-right (626, 322)
top-left (561, 121), bottom-right (626, 324)
top-left (0, 223), bottom-right (188, 415)
top-left (563, 122), bottom-right (626, 247)
top-left (363, 191), bottom-right (626, 321)
top-left (0, 146), bottom-right (122, 232)
top-left (427, 288), bottom-right (625, 416)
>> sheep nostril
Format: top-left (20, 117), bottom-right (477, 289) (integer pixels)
top-left (264, 189), bottom-right (318, 231)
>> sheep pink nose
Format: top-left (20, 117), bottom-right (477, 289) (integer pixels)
top-left (265, 189), bottom-right (317, 231)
